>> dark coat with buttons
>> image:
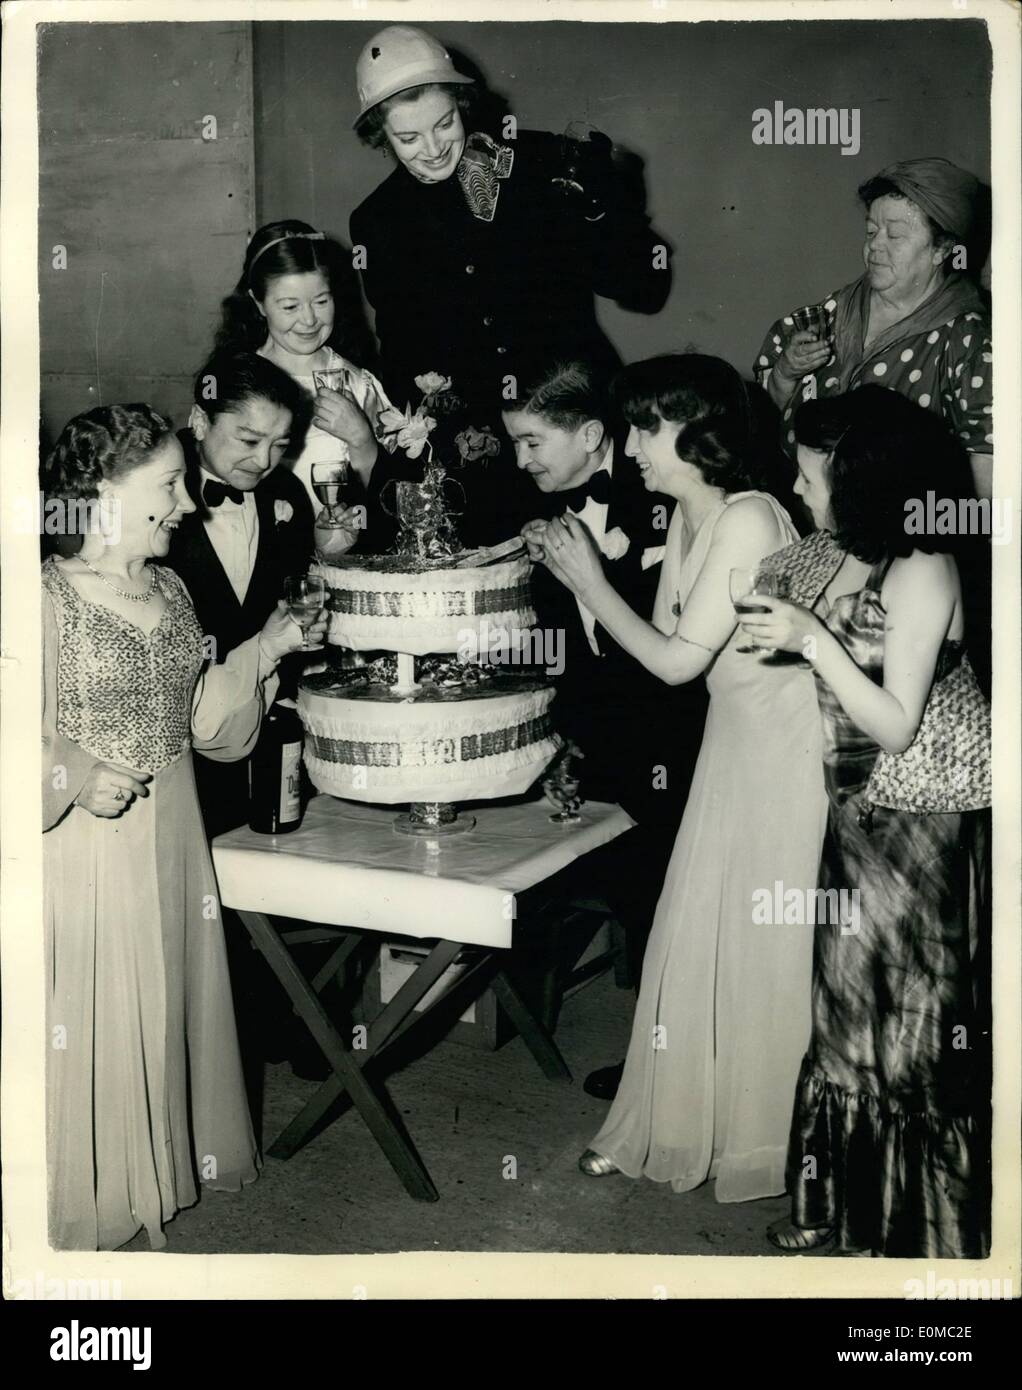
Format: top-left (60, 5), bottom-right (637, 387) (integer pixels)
top-left (350, 129), bottom-right (672, 548)
top-left (351, 129), bottom-right (671, 410)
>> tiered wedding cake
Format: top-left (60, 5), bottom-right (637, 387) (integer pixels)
top-left (298, 548), bottom-right (560, 826)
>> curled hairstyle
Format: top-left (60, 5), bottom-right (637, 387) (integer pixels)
top-left (42, 404), bottom-right (175, 503)
top-left (503, 359), bottom-right (609, 432)
top-left (612, 354), bottom-right (756, 494)
top-left (857, 176), bottom-right (957, 268)
top-left (214, 220), bottom-right (370, 361)
top-left (355, 82), bottom-right (480, 151)
top-left (193, 349), bottom-right (307, 425)
top-left (794, 386), bottom-right (970, 562)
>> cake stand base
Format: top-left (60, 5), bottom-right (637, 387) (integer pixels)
top-left (393, 801), bottom-right (476, 837)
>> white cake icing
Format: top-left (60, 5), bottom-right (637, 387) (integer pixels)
top-left (299, 680), bottom-right (558, 806)
top-left (301, 548), bottom-right (559, 808)
top-left (312, 554), bottom-right (535, 655)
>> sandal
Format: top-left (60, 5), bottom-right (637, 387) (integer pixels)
top-left (578, 1149), bottom-right (621, 1176)
top-left (766, 1218), bottom-right (835, 1251)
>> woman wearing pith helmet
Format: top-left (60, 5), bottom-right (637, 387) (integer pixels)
top-left (349, 24), bottom-right (672, 542)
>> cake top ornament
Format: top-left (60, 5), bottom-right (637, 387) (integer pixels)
top-left (378, 372), bottom-right (501, 562)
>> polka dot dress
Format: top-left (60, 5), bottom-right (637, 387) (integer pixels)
top-left (754, 282), bottom-right (993, 456)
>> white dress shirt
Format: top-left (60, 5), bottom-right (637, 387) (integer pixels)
top-left (200, 467), bottom-right (259, 605)
top-left (566, 446), bottom-right (613, 656)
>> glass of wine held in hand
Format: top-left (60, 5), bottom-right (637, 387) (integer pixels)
top-left (311, 460), bottom-right (351, 530)
top-left (730, 567), bottom-right (782, 655)
top-left (284, 573), bottom-right (327, 652)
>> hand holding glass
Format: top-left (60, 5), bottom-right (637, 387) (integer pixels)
top-left (790, 304), bottom-right (831, 345)
top-left (284, 574), bottom-right (327, 651)
top-left (543, 774), bottom-right (583, 824)
top-left (730, 568), bottom-right (781, 654)
top-left (311, 461), bottom-right (351, 529)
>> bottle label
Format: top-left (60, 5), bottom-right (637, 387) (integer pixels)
top-left (280, 741), bottom-right (302, 823)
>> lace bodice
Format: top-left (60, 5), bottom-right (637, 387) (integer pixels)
top-left (43, 558), bottom-right (206, 774)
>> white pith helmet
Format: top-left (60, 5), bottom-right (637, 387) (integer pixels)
top-left (354, 25), bottom-right (474, 125)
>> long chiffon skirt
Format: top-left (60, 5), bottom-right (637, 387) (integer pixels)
top-left (45, 753), bottom-right (259, 1250)
top-left (591, 658), bottom-right (827, 1202)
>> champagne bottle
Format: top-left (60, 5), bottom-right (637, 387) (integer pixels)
top-left (248, 698), bottom-right (304, 834)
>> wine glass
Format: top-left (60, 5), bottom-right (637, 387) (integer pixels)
top-left (311, 460), bottom-right (350, 529)
top-left (730, 567), bottom-right (780, 655)
top-left (284, 573), bottom-right (327, 652)
top-left (543, 774), bottom-right (583, 825)
top-left (312, 367), bottom-right (349, 394)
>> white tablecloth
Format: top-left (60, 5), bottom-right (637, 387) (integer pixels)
top-left (212, 796), bottom-right (635, 949)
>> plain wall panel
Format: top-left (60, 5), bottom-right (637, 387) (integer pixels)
top-left (38, 21), bottom-right (256, 443)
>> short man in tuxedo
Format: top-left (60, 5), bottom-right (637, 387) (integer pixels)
top-left (503, 359), bottom-right (707, 1099)
top-left (165, 350), bottom-right (321, 1077)
top-left (166, 350), bottom-right (314, 838)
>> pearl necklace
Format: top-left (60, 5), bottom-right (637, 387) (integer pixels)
top-left (79, 555), bottom-right (158, 603)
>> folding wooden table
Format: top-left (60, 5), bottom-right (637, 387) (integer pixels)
top-left (212, 795), bottom-right (634, 1201)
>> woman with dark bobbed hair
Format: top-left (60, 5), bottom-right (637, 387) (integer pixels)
top-left (754, 158), bottom-right (993, 500)
top-left (349, 24), bottom-right (672, 543)
top-left (535, 354), bottom-right (827, 1203)
top-left (41, 404), bottom-right (325, 1248)
top-left (740, 386), bottom-right (991, 1256)
top-left (215, 219), bottom-right (397, 548)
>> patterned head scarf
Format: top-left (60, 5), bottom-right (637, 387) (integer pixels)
top-left (871, 158), bottom-right (981, 242)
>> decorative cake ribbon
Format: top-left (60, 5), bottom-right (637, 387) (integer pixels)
top-left (307, 714), bottom-right (555, 768)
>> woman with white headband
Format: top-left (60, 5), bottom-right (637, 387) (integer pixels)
top-left (214, 219), bottom-right (400, 555)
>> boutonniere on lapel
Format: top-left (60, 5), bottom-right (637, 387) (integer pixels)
top-left (274, 500), bottom-right (294, 525)
top-left (598, 527), bottom-right (630, 562)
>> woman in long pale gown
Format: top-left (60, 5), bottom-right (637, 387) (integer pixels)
top-left (42, 404), bottom-right (326, 1250)
top-left (538, 355), bottom-right (827, 1202)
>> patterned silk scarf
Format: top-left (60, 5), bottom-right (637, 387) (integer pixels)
top-left (455, 132), bottom-right (515, 222)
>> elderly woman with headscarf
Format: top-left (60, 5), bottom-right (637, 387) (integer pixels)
top-left (754, 158), bottom-right (992, 500)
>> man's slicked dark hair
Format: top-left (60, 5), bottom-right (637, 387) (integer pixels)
top-left (501, 358), bottom-right (609, 432)
top-left (192, 349), bottom-right (307, 427)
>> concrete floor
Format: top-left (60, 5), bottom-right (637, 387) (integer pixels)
top-left (123, 968), bottom-right (838, 1260)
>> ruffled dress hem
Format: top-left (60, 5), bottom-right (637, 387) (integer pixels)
top-left (787, 1064), bottom-right (990, 1259)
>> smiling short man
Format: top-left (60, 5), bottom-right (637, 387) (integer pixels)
top-left (165, 349), bottom-right (315, 835)
top-left (164, 349), bottom-right (327, 1078)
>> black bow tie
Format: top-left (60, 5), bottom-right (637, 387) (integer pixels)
top-left (203, 479), bottom-right (244, 508)
top-left (560, 469), bottom-right (611, 515)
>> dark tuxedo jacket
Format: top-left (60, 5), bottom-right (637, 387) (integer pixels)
top-left (529, 447), bottom-right (707, 836)
top-left (164, 429), bottom-right (315, 835)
